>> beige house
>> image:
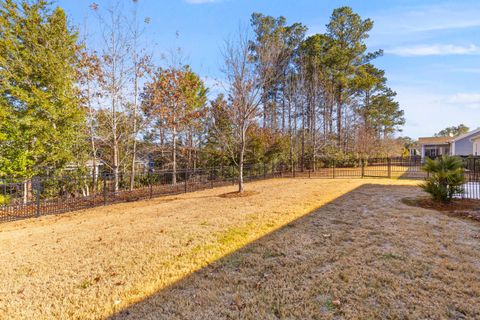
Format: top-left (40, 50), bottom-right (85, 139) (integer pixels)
top-left (417, 136), bottom-right (451, 159)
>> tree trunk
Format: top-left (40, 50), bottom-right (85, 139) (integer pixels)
top-left (110, 19), bottom-right (119, 193)
top-left (272, 89), bottom-right (277, 130)
top-left (187, 127), bottom-right (193, 170)
top-left (172, 123), bottom-right (177, 185)
top-left (193, 146), bottom-right (197, 172)
top-left (329, 96), bottom-right (334, 134)
top-left (112, 99), bottom-right (119, 193)
top-left (129, 61), bottom-right (139, 191)
top-left (23, 180), bottom-right (28, 204)
top-left (262, 93), bottom-right (268, 129)
top-left (301, 103), bottom-right (305, 172)
top-left (238, 129), bottom-right (245, 193)
top-left (129, 128), bottom-right (137, 191)
top-left (282, 75), bottom-right (286, 132)
top-left (312, 95), bottom-right (317, 172)
top-left (336, 85), bottom-right (343, 147)
top-left (90, 136), bottom-right (97, 194)
top-left (86, 77), bottom-right (97, 194)
top-left (288, 97), bottom-right (294, 173)
top-left (281, 93), bottom-right (286, 132)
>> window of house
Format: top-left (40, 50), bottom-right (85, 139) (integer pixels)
top-left (425, 147), bottom-right (438, 158)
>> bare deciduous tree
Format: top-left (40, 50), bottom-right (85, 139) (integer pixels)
top-left (223, 30), bottom-right (263, 193)
top-left (78, 49), bottom-right (103, 193)
top-left (128, 1), bottom-right (152, 191)
top-left (95, 1), bottom-right (130, 192)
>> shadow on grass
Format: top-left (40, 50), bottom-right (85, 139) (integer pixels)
top-left (107, 183), bottom-right (478, 319)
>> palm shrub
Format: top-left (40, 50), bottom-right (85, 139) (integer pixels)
top-left (421, 156), bottom-right (465, 202)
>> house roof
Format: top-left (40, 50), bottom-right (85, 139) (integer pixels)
top-left (471, 133), bottom-right (480, 141)
top-left (417, 136), bottom-right (451, 145)
top-left (453, 127), bottom-right (480, 142)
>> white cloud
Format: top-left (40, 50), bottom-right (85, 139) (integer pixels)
top-left (373, 2), bottom-right (480, 34)
top-left (386, 44), bottom-right (480, 57)
top-left (301, 2), bottom-right (480, 46)
top-left (446, 93), bottom-right (480, 109)
top-left (394, 86), bottom-right (480, 138)
top-left (411, 20), bottom-right (480, 33)
top-left (361, 2), bottom-right (480, 47)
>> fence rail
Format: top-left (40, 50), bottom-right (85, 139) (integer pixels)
top-left (1, 156), bottom-right (479, 223)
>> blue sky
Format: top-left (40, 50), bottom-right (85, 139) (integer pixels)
top-left (57, 0), bottom-right (480, 139)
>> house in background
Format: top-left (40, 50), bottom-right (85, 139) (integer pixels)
top-left (418, 136), bottom-right (451, 159)
top-left (451, 128), bottom-right (480, 156)
top-left (418, 127), bottom-right (480, 160)
top-left (472, 134), bottom-right (480, 156)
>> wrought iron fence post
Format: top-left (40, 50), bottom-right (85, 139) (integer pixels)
top-left (332, 160), bottom-right (336, 179)
top-left (36, 177), bottom-right (41, 218)
top-left (388, 158), bottom-right (392, 178)
top-left (103, 173), bottom-right (107, 206)
top-left (184, 170), bottom-right (188, 193)
top-left (361, 159), bottom-right (365, 178)
top-left (149, 170), bottom-right (153, 199)
top-left (210, 168), bottom-right (214, 189)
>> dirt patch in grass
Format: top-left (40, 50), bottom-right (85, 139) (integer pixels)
top-left (218, 190), bottom-right (258, 198)
top-left (1, 178), bottom-right (479, 319)
top-left (403, 197), bottom-right (480, 222)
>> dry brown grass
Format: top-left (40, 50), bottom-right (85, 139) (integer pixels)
top-left (0, 178), bottom-right (479, 319)
top-left (218, 190), bottom-right (259, 198)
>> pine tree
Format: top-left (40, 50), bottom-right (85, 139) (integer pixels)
top-left (0, 0), bottom-right (85, 178)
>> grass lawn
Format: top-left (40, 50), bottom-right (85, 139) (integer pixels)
top-left (0, 178), bottom-right (479, 319)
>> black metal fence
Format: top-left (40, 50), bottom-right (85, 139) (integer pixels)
top-left (459, 156), bottom-right (480, 200)
top-left (0, 156), bottom-right (478, 223)
top-left (461, 173), bottom-right (480, 200)
top-left (0, 164), bottom-right (286, 222)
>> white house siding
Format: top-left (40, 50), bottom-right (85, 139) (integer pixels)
top-left (473, 138), bottom-right (480, 156)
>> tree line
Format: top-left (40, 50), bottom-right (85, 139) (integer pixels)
top-left (0, 1), bottom-right (407, 192)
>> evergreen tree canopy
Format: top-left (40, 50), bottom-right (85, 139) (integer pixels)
top-left (435, 124), bottom-right (470, 137)
top-left (0, 0), bottom-right (85, 178)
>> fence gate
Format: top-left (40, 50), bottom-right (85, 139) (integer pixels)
top-left (362, 158), bottom-right (391, 178)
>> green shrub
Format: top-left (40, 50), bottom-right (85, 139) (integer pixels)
top-left (0, 194), bottom-right (10, 205)
top-left (421, 156), bottom-right (465, 202)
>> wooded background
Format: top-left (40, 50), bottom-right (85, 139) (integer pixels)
top-left (0, 0), bottom-right (411, 192)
